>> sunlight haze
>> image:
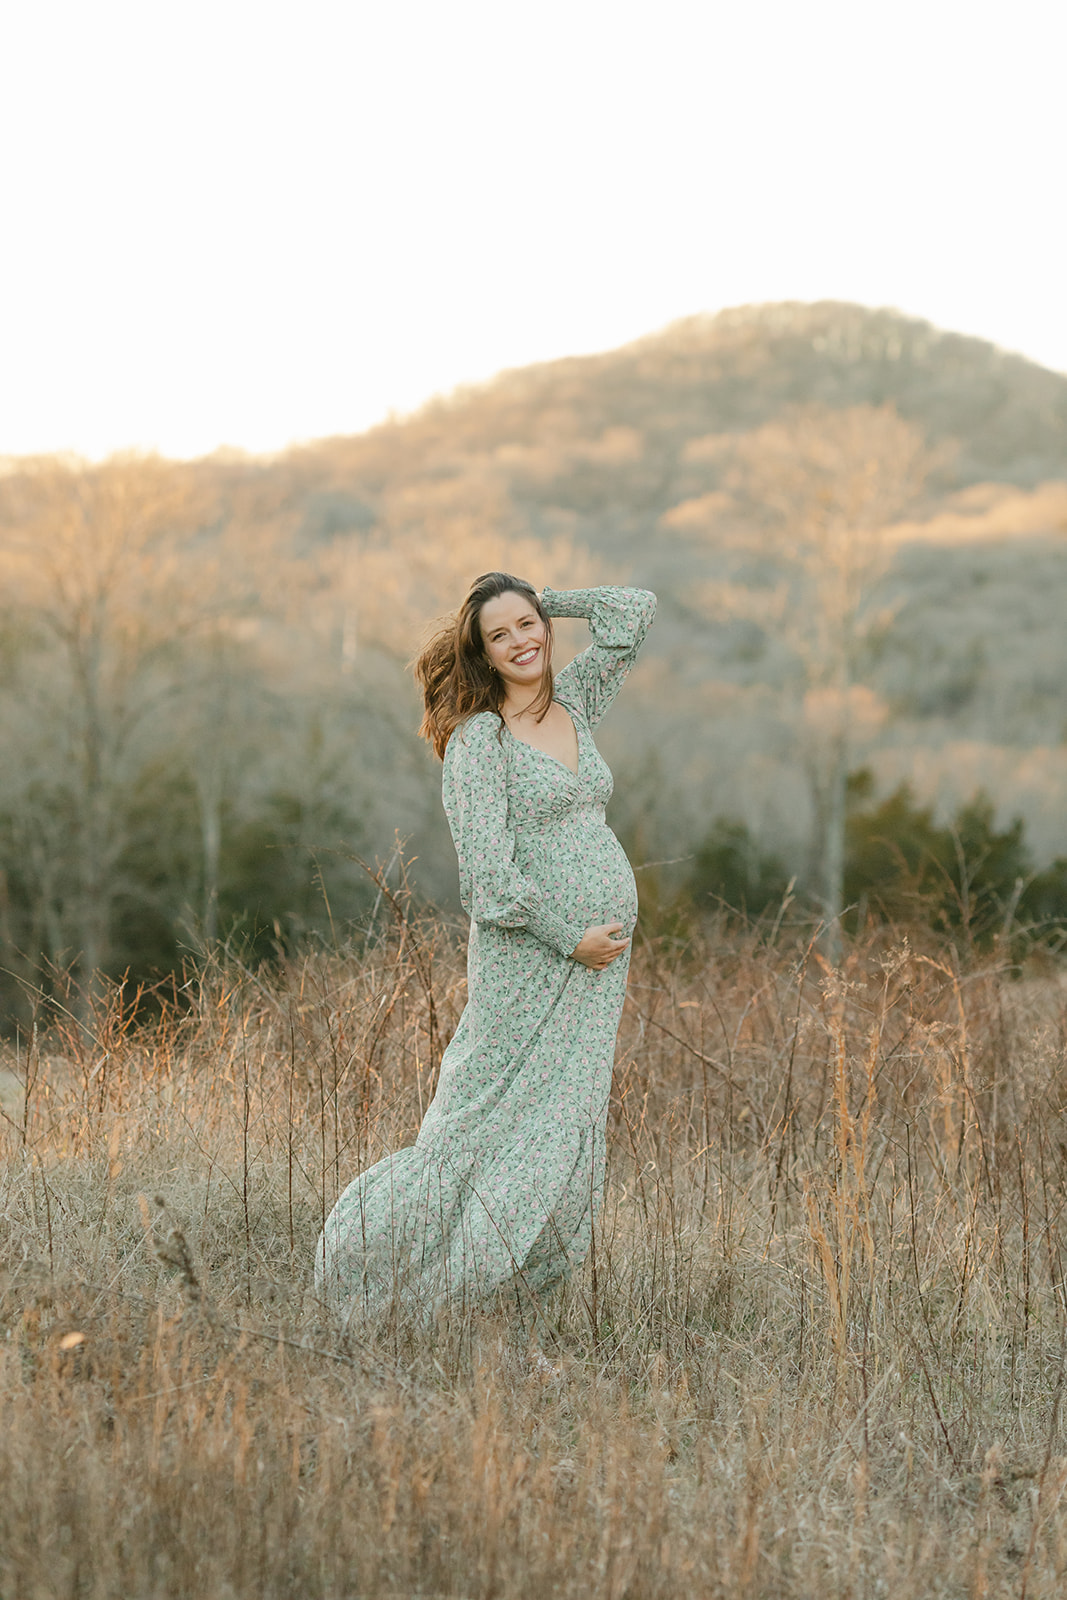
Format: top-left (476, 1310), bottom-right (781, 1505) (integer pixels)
top-left (2, 0), bottom-right (1063, 459)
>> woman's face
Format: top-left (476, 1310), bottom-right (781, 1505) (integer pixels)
top-left (479, 590), bottom-right (549, 694)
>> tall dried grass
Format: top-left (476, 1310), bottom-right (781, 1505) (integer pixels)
top-left (4, 915), bottom-right (1067, 1598)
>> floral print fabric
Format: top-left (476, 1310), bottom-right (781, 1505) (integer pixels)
top-left (316, 586), bottom-right (657, 1319)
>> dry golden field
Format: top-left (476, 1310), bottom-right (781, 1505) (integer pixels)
top-left (4, 915), bottom-right (1067, 1599)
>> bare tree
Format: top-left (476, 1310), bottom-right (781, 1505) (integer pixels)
top-left (0, 455), bottom-right (214, 1002)
top-left (705, 405), bottom-right (941, 955)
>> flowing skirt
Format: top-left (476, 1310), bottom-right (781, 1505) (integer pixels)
top-left (315, 917), bottom-right (630, 1321)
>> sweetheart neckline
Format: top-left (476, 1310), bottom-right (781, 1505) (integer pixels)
top-left (504, 704), bottom-right (581, 778)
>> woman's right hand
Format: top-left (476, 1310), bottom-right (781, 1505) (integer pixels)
top-left (570, 922), bottom-right (630, 970)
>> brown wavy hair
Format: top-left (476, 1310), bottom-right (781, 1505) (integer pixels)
top-left (413, 572), bottom-right (555, 759)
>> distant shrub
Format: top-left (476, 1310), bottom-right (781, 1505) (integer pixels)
top-left (1019, 856), bottom-right (1067, 945)
top-left (845, 769), bottom-right (1066, 947)
top-left (946, 794), bottom-right (1031, 939)
top-left (689, 818), bottom-right (792, 921)
top-left (844, 771), bottom-right (949, 926)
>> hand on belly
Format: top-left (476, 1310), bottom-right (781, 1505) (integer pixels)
top-left (569, 923), bottom-right (631, 971)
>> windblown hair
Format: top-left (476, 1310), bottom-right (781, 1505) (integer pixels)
top-left (413, 572), bottom-right (555, 759)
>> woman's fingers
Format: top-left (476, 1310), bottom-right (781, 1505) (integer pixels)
top-left (570, 922), bottom-right (631, 968)
top-left (594, 924), bottom-right (629, 967)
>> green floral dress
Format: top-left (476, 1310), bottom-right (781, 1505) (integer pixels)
top-left (316, 586), bottom-right (656, 1319)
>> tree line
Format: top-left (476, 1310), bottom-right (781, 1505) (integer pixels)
top-left (2, 310), bottom-right (1067, 1022)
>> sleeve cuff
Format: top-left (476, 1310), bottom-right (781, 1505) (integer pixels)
top-left (524, 904), bottom-right (579, 958)
top-left (540, 586), bottom-right (594, 620)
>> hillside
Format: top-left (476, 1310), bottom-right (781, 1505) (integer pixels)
top-left (288, 299), bottom-right (1067, 540)
top-left (247, 300), bottom-right (1067, 858)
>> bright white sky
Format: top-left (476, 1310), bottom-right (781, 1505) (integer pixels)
top-left (1, 0), bottom-right (1064, 460)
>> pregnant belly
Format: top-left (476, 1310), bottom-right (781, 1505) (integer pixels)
top-left (522, 817), bottom-right (638, 934)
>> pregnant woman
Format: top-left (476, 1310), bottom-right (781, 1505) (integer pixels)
top-left (316, 573), bottom-right (656, 1321)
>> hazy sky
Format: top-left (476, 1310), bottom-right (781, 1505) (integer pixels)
top-left (2, 0), bottom-right (1064, 460)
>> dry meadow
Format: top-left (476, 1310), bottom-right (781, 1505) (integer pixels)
top-left (4, 915), bottom-right (1067, 1599)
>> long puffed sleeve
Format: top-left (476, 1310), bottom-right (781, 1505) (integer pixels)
top-left (442, 713), bottom-right (579, 957)
top-left (543, 585), bottom-right (657, 728)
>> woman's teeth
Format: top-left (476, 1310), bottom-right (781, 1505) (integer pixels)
top-left (513, 648), bottom-right (539, 665)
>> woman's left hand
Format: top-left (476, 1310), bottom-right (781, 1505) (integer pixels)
top-left (569, 923), bottom-right (630, 970)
